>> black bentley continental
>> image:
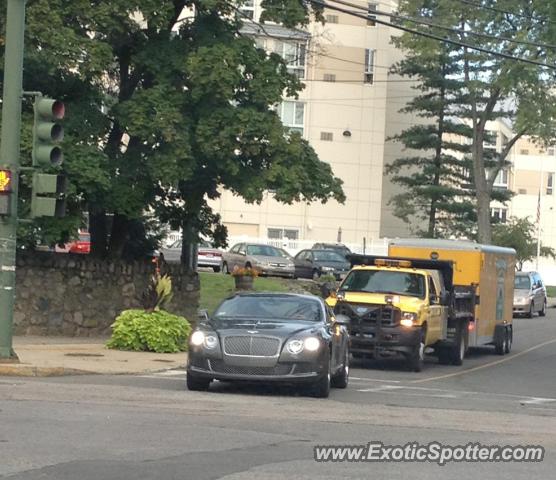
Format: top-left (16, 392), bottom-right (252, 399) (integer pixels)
top-left (186, 292), bottom-right (350, 398)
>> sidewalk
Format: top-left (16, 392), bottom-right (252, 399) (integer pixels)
top-left (0, 336), bottom-right (187, 377)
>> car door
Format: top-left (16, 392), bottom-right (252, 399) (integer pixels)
top-left (226, 244), bottom-right (240, 270)
top-left (426, 276), bottom-right (443, 344)
top-left (294, 251), bottom-right (306, 278)
top-left (533, 274), bottom-right (543, 310)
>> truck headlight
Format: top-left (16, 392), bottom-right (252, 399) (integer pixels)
top-left (400, 312), bottom-right (417, 328)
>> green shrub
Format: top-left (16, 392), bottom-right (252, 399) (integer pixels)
top-left (107, 309), bottom-right (192, 353)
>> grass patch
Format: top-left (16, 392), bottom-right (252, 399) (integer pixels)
top-left (546, 286), bottom-right (556, 298)
top-left (199, 272), bottom-right (291, 314)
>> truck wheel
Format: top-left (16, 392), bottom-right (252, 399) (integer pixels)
top-left (407, 331), bottom-right (425, 372)
top-left (450, 325), bottom-right (467, 366)
top-left (504, 327), bottom-right (512, 354)
top-left (494, 330), bottom-right (507, 355)
top-left (526, 302), bottom-right (534, 318)
top-left (539, 301), bottom-right (547, 317)
top-left (437, 348), bottom-right (451, 365)
top-left (212, 266), bottom-right (221, 273)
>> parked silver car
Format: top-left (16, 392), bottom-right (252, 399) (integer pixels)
top-left (513, 271), bottom-right (547, 317)
top-left (161, 239), bottom-right (222, 272)
top-left (221, 243), bottom-right (295, 278)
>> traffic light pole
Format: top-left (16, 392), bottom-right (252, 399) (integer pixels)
top-left (0, 0), bottom-right (26, 360)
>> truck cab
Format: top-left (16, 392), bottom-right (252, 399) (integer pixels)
top-left (327, 258), bottom-right (451, 372)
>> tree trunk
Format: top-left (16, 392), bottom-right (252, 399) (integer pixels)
top-left (108, 213), bottom-right (130, 258)
top-left (476, 190), bottom-right (492, 244)
top-left (181, 220), bottom-right (198, 272)
top-left (89, 207), bottom-right (107, 258)
top-left (429, 71), bottom-right (446, 238)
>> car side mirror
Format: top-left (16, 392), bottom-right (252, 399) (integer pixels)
top-left (430, 294), bottom-right (439, 305)
top-left (239, 250), bottom-right (246, 256)
top-left (197, 309), bottom-right (209, 324)
top-left (334, 314), bottom-right (350, 326)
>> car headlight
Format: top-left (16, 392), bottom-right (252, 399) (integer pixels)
top-left (204, 334), bottom-right (218, 349)
top-left (286, 339), bottom-right (304, 354)
top-left (321, 266), bottom-right (334, 272)
top-left (400, 312), bottom-right (417, 328)
top-left (304, 337), bottom-right (321, 351)
top-left (190, 331), bottom-right (205, 346)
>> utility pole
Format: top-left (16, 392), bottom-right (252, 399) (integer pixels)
top-left (0, 0), bottom-right (26, 360)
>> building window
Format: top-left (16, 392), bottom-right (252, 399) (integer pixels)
top-left (520, 148), bottom-right (530, 155)
top-left (268, 228), bottom-right (299, 240)
top-left (364, 49), bottom-right (375, 84)
top-left (323, 73), bottom-right (336, 82)
top-left (275, 40), bottom-right (306, 79)
top-left (320, 132), bottom-right (333, 141)
top-left (325, 14), bottom-right (339, 23)
top-left (518, 188), bottom-right (527, 195)
top-left (238, 0), bottom-right (255, 20)
top-left (367, 3), bottom-right (377, 26)
top-left (491, 208), bottom-right (508, 223)
top-left (547, 173), bottom-right (554, 195)
top-left (279, 101), bottom-right (304, 135)
top-left (493, 169), bottom-right (509, 188)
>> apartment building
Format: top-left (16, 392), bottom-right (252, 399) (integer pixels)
top-left (208, 0), bottom-right (418, 248)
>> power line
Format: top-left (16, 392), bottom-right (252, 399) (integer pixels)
top-left (314, 0), bottom-right (556, 69)
top-left (330, 0), bottom-right (556, 51)
top-left (458, 0), bottom-right (556, 26)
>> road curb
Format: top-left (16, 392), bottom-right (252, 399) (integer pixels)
top-left (0, 365), bottom-right (91, 377)
top-left (0, 363), bottom-right (187, 377)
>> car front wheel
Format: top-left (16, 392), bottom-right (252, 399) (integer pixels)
top-left (331, 348), bottom-right (349, 389)
top-left (186, 373), bottom-right (211, 391)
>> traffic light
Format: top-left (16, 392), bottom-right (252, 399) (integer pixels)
top-left (31, 172), bottom-right (66, 218)
top-left (32, 97), bottom-right (64, 167)
top-left (0, 169), bottom-right (12, 216)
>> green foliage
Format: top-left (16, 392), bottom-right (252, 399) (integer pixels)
top-left (107, 309), bottom-right (192, 353)
top-left (142, 271), bottom-right (173, 311)
top-left (395, 0), bottom-right (556, 243)
top-left (492, 217), bottom-right (556, 270)
top-left (3, 1), bottom-right (344, 258)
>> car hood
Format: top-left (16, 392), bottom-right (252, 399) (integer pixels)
top-left (210, 318), bottom-right (318, 338)
top-left (514, 289), bottom-right (532, 298)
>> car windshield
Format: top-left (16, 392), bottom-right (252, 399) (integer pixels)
top-left (246, 245), bottom-right (282, 257)
top-left (214, 296), bottom-right (322, 322)
top-left (514, 276), bottom-right (531, 290)
top-left (313, 251), bottom-right (346, 262)
top-left (339, 269), bottom-right (426, 298)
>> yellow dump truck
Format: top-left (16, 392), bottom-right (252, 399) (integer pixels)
top-left (327, 239), bottom-right (516, 371)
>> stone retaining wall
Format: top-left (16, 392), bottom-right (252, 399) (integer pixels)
top-left (14, 252), bottom-right (200, 336)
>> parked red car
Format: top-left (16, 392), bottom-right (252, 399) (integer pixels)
top-left (67, 232), bottom-right (91, 254)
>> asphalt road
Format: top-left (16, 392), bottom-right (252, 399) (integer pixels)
top-left (1, 312), bottom-right (555, 480)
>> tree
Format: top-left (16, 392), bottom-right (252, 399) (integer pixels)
top-left (2, 1), bottom-right (344, 261)
top-left (387, 41), bottom-right (476, 238)
top-left (395, 0), bottom-right (556, 243)
top-left (492, 217), bottom-right (556, 270)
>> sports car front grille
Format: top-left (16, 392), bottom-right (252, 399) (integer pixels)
top-left (208, 359), bottom-right (292, 376)
top-left (223, 336), bottom-right (280, 357)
